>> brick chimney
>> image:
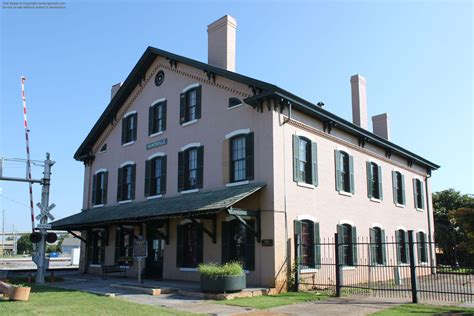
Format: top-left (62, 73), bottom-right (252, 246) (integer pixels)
top-left (207, 15), bottom-right (237, 71)
top-left (350, 74), bottom-right (368, 129)
top-left (372, 113), bottom-right (391, 140)
top-left (111, 82), bottom-right (122, 100)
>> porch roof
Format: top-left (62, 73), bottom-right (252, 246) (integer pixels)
top-left (51, 183), bottom-right (265, 230)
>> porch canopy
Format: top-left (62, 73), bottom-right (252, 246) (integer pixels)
top-left (50, 183), bottom-right (265, 230)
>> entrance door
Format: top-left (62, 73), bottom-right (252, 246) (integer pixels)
top-left (145, 223), bottom-right (164, 279)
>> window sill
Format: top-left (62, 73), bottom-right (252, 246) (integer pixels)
top-left (180, 189), bottom-right (199, 195)
top-left (226, 180), bottom-right (249, 187)
top-left (301, 268), bottom-right (320, 273)
top-left (181, 119), bottom-right (198, 127)
top-left (147, 194), bottom-right (162, 200)
top-left (122, 141), bottom-right (135, 147)
top-left (92, 204), bottom-right (105, 208)
top-left (149, 131), bottom-right (164, 138)
top-left (395, 203), bottom-right (405, 208)
top-left (415, 208), bottom-right (424, 212)
top-left (342, 266), bottom-right (356, 271)
top-left (297, 182), bottom-right (315, 189)
top-left (370, 197), bottom-right (382, 203)
top-left (179, 267), bottom-right (198, 272)
top-left (118, 199), bottom-right (132, 204)
top-left (227, 103), bottom-right (243, 110)
top-left (338, 190), bottom-right (353, 197)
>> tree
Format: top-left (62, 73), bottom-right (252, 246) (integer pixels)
top-left (433, 189), bottom-right (474, 265)
top-left (16, 234), bottom-right (33, 254)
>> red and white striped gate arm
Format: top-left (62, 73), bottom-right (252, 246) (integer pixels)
top-left (21, 76), bottom-right (35, 232)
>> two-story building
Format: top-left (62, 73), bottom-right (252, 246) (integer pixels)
top-left (51, 15), bottom-right (439, 290)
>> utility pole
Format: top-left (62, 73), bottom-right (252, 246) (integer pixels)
top-left (33, 153), bottom-right (55, 284)
top-left (1, 209), bottom-right (4, 257)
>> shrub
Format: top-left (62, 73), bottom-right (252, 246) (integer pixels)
top-left (198, 262), bottom-right (244, 278)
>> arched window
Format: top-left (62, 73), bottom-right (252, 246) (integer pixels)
top-left (178, 146), bottom-right (204, 191)
top-left (370, 227), bottom-right (386, 265)
top-left (414, 179), bottom-right (424, 209)
top-left (180, 85), bottom-right (201, 124)
top-left (396, 229), bottom-right (409, 264)
top-left (367, 162), bottom-right (382, 200)
top-left (392, 171), bottom-right (405, 205)
top-left (149, 100), bottom-right (167, 135)
top-left (92, 170), bottom-right (108, 206)
top-left (117, 163), bottom-right (136, 201)
top-left (228, 97), bottom-right (242, 108)
top-left (294, 219), bottom-right (321, 269)
top-left (293, 135), bottom-right (318, 185)
top-left (336, 150), bottom-right (353, 193)
top-left (337, 223), bottom-right (357, 266)
top-left (417, 231), bottom-right (428, 263)
top-left (145, 155), bottom-right (167, 197)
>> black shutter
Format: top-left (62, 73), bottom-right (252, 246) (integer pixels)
top-left (179, 93), bottom-right (186, 124)
top-left (335, 150), bottom-right (341, 191)
top-left (176, 225), bottom-right (183, 267)
top-left (148, 105), bottom-right (154, 135)
top-left (121, 118), bottom-right (126, 144)
top-left (221, 221), bottom-right (230, 264)
top-left (395, 230), bottom-right (401, 264)
top-left (369, 228), bottom-right (376, 265)
top-left (245, 132), bottom-right (254, 180)
top-left (245, 220), bottom-right (255, 270)
top-left (336, 224), bottom-right (344, 265)
top-left (229, 138), bottom-right (234, 183)
top-left (130, 164), bottom-right (136, 200)
top-left (294, 220), bottom-right (302, 265)
top-left (103, 171), bottom-right (108, 204)
top-left (162, 101), bottom-right (167, 131)
top-left (293, 135), bottom-right (300, 182)
top-left (195, 86), bottom-right (202, 119)
top-left (197, 146), bottom-right (204, 188)
top-left (351, 226), bottom-right (358, 265)
top-left (91, 174), bottom-right (97, 206)
top-left (197, 223), bottom-right (204, 265)
top-left (313, 222), bottom-right (321, 269)
top-left (177, 151), bottom-right (185, 192)
top-left (367, 162), bottom-right (373, 198)
top-left (144, 160), bottom-right (151, 197)
top-left (311, 142), bottom-right (318, 186)
top-left (117, 167), bottom-right (123, 201)
top-left (132, 114), bottom-right (138, 141)
top-left (160, 156), bottom-right (167, 194)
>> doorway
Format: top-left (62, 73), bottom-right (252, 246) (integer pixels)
top-left (145, 223), bottom-right (164, 279)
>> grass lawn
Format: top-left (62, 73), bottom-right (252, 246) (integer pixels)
top-left (1, 284), bottom-right (194, 316)
top-left (371, 303), bottom-right (474, 315)
top-left (219, 291), bottom-right (330, 309)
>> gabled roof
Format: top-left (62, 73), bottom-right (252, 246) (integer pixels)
top-left (74, 46), bottom-right (439, 170)
top-left (50, 183), bottom-right (265, 230)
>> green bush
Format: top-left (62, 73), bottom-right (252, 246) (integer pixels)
top-left (198, 262), bottom-right (244, 278)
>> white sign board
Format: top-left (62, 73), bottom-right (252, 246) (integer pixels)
top-left (37, 223), bottom-right (52, 229)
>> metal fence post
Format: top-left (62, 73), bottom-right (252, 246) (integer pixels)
top-left (408, 230), bottom-right (418, 303)
top-left (335, 233), bottom-right (341, 297)
top-left (295, 234), bottom-right (300, 291)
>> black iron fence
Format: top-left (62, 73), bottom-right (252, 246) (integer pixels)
top-left (295, 230), bottom-right (473, 303)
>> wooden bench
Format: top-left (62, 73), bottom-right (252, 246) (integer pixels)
top-left (101, 265), bottom-right (126, 280)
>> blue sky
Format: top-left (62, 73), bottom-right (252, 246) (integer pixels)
top-left (1, 0), bottom-right (472, 232)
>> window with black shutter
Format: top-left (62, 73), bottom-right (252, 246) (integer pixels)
top-left (337, 223), bottom-right (357, 266)
top-left (178, 146), bottom-right (204, 191)
top-left (417, 231), bottom-right (428, 263)
top-left (292, 136), bottom-right (318, 186)
top-left (92, 171), bottom-right (108, 206)
top-left (414, 179), bottom-right (425, 210)
top-left (179, 86), bottom-right (201, 124)
top-left (222, 219), bottom-right (255, 270)
top-left (294, 220), bottom-right (321, 269)
top-left (229, 133), bottom-right (254, 182)
top-left (117, 164), bottom-right (135, 201)
top-left (121, 113), bottom-right (137, 144)
top-left (396, 229), bottom-right (409, 264)
top-left (367, 162), bottom-right (382, 200)
top-left (392, 171), bottom-right (405, 205)
top-left (176, 222), bottom-right (203, 268)
top-left (145, 156), bottom-right (166, 197)
top-left (149, 101), bottom-right (167, 135)
top-left (369, 227), bottom-right (386, 265)
top-left (335, 150), bottom-right (354, 194)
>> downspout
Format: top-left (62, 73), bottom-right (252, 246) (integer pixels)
top-left (282, 102), bottom-right (290, 290)
top-left (424, 171), bottom-right (435, 274)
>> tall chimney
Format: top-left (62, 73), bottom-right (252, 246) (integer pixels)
top-left (111, 82), bottom-right (122, 100)
top-left (207, 15), bottom-right (237, 71)
top-left (372, 113), bottom-right (391, 140)
top-left (350, 74), bottom-right (368, 129)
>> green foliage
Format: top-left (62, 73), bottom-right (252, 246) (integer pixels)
top-left (46, 244), bottom-right (62, 253)
top-left (16, 234), bottom-right (33, 254)
top-left (198, 262), bottom-right (244, 278)
top-left (371, 303), bottom-right (474, 315)
top-left (433, 189), bottom-right (474, 265)
top-left (221, 291), bottom-right (329, 309)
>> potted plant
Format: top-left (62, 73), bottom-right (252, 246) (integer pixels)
top-left (198, 262), bottom-right (246, 293)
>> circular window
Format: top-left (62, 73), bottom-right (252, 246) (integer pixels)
top-left (155, 70), bottom-right (165, 86)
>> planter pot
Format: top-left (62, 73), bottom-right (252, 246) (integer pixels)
top-left (200, 274), bottom-right (246, 293)
top-left (9, 286), bottom-right (31, 301)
